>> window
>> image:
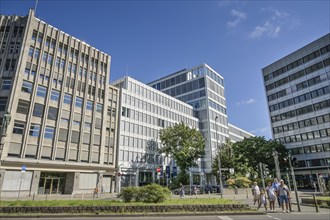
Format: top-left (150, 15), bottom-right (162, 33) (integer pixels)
top-left (51, 90), bottom-right (60, 102)
top-left (86, 100), bottom-right (93, 111)
top-left (22, 80), bottom-right (33, 93)
top-left (36, 85), bottom-right (47, 98)
top-left (48, 107), bottom-right (58, 120)
top-left (29, 123), bottom-right (40, 137)
top-left (16, 99), bottom-right (30, 114)
top-left (1, 79), bottom-right (11, 90)
top-left (75, 97), bottom-right (83, 108)
top-left (84, 122), bottom-right (91, 132)
top-left (13, 121), bottom-right (25, 134)
top-left (63, 93), bottom-right (72, 105)
top-left (33, 103), bottom-right (44, 118)
top-left (44, 126), bottom-right (55, 139)
top-left (0, 97), bottom-right (7, 111)
top-left (96, 103), bottom-right (103, 112)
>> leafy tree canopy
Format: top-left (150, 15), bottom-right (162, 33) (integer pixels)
top-left (159, 122), bottom-right (205, 173)
top-left (213, 136), bottom-right (288, 180)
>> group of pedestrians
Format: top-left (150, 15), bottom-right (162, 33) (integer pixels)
top-left (252, 178), bottom-right (291, 213)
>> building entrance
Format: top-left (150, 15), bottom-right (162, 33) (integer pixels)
top-left (38, 172), bottom-right (65, 194)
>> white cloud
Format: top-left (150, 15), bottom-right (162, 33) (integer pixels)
top-left (248, 8), bottom-right (294, 39)
top-left (236, 98), bottom-right (256, 106)
top-left (248, 21), bottom-right (281, 39)
top-left (249, 127), bottom-right (271, 136)
top-left (226, 9), bottom-right (246, 28)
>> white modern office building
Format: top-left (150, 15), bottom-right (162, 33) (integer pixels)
top-left (146, 64), bottom-right (254, 184)
top-left (262, 33), bottom-right (330, 188)
top-left (0, 10), bottom-right (119, 197)
top-left (112, 76), bottom-right (199, 187)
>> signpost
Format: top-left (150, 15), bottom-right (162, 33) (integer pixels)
top-left (18, 165), bottom-right (26, 200)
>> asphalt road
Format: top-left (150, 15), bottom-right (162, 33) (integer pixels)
top-left (2, 214), bottom-right (330, 220)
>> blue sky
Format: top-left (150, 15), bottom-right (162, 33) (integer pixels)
top-left (1, 0), bottom-right (329, 139)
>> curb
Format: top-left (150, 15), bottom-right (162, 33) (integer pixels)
top-left (0, 211), bottom-right (264, 218)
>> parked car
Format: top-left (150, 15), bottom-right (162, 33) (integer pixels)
top-left (172, 185), bottom-right (203, 195)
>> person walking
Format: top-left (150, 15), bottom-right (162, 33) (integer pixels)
top-left (277, 179), bottom-right (291, 213)
top-left (179, 183), bottom-right (185, 198)
top-left (266, 181), bottom-right (277, 212)
top-left (252, 182), bottom-right (260, 205)
top-left (272, 178), bottom-right (280, 208)
top-left (257, 189), bottom-right (268, 212)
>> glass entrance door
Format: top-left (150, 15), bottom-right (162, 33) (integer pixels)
top-left (38, 172), bottom-right (65, 194)
top-left (44, 178), bottom-right (60, 194)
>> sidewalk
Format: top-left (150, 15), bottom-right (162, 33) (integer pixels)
top-left (229, 190), bottom-right (330, 215)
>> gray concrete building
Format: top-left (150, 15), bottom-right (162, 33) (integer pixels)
top-left (262, 33), bottom-right (330, 188)
top-left (0, 10), bottom-right (119, 197)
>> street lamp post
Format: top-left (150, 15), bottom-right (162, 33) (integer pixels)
top-left (215, 116), bottom-right (223, 198)
top-left (273, 151), bottom-right (281, 181)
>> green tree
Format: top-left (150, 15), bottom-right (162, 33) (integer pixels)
top-left (159, 122), bottom-right (205, 180)
top-left (212, 138), bottom-right (250, 180)
top-left (232, 136), bottom-right (288, 178)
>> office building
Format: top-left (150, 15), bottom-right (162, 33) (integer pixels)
top-left (148, 64), bottom-right (254, 184)
top-left (262, 33), bottom-right (330, 188)
top-left (0, 10), bottom-right (119, 197)
top-left (112, 76), bottom-right (199, 187)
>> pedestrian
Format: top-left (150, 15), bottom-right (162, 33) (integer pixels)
top-left (257, 189), bottom-right (268, 212)
top-left (193, 185), bottom-right (198, 195)
top-left (266, 181), bottom-right (277, 212)
top-left (179, 183), bottom-right (185, 198)
top-left (313, 182), bottom-right (317, 192)
top-left (277, 179), bottom-right (290, 213)
top-left (252, 182), bottom-right (260, 205)
top-left (272, 178), bottom-right (280, 208)
top-left (93, 186), bottom-right (99, 199)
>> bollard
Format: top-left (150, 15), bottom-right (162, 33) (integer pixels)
top-left (313, 193), bottom-right (319, 212)
top-left (246, 189), bottom-right (248, 199)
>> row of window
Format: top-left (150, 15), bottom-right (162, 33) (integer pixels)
top-left (125, 80), bottom-right (194, 115)
top-left (271, 99), bottom-right (330, 123)
top-left (269, 86), bottom-right (330, 112)
top-left (275, 128), bottom-right (330, 144)
top-left (122, 107), bottom-right (165, 128)
top-left (13, 121), bottom-right (55, 139)
top-left (163, 78), bottom-right (206, 97)
top-left (273, 113), bottom-right (330, 134)
top-left (21, 80), bottom-right (104, 111)
top-left (119, 133), bottom-right (160, 151)
top-left (264, 44), bottom-right (330, 81)
top-left (31, 30), bottom-right (108, 73)
top-left (1, 58), bottom-right (16, 71)
top-left (1, 41), bottom-right (21, 54)
top-left (13, 120), bottom-right (103, 146)
top-left (290, 143), bottom-right (330, 156)
top-left (0, 25), bottom-right (24, 38)
top-left (294, 158), bottom-right (330, 168)
top-left (267, 72), bottom-right (328, 102)
top-left (265, 58), bottom-right (330, 92)
top-left (118, 149), bottom-right (171, 165)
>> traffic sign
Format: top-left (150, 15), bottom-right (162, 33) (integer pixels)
top-left (22, 165), bottom-right (26, 173)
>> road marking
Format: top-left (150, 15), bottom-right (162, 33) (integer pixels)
top-left (217, 216), bottom-right (233, 220)
top-left (266, 215), bottom-right (282, 220)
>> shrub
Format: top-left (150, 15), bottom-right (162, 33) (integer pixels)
top-left (117, 186), bottom-right (139, 202)
top-left (139, 184), bottom-right (171, 203)
top-left (117, 184), bottom-right (171, 203)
